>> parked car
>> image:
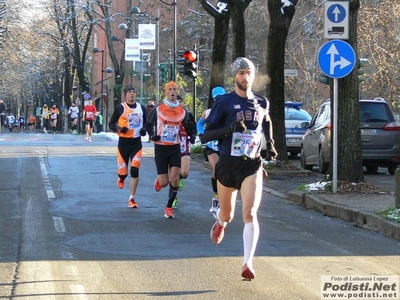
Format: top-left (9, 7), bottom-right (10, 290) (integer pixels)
top-left (285, 102), bottom-right (312, 156)
top-left (300, 98), bottom-right (400, 175)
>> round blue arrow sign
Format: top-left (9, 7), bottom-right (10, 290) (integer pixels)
top-left (84, 92), bottom-right (92, 100)
top-left (327, 4), bottom-right (346, 23)
top-left (318, 40), bottom-right (356, 79)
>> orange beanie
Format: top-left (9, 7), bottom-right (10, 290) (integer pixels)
top-left (164, 81), bottom-right (178, 93)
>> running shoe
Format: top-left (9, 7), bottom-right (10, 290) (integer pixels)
top-left (210, 219), bottom-right (225, 244)
top-left (172, 198), bottom-right (178, 209)
top-left (154, 178), bottom-right (161, 192)
top-left (178, 178), bottom-right (184, 191)
top-left (85, 135), bottom-right (88, 140)
top-left (164, 207), bottom-right (174, 219)
top-left (209, 197), bottom-right (219, 213)
top-left (128, 197), bottom-right (138, 208)
top-left (117, 178), bottom-right (124, 189)
top-left (241, 264), bottom-right (255, 281)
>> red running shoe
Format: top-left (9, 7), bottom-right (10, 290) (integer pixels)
top-left (117, 178), bottom-right (124, 189)
top-left (210, 220), bottom-right (225, 244)
top-left (128, 198), bottom-right (138, 208)
top-left (241, 264), bottom-right (255, 281)
top-left (154, 178), bottom-right (161, 192)
top-left (164, 207), bottom-right (174, 219)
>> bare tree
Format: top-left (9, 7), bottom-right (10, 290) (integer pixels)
top-left (198, 0), bottom-right (230, 108)
top-left (266, 0), bottom-right (299, 162)
top-left (47, 0), bottom-right (94, 108)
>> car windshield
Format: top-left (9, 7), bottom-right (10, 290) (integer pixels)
top-left (285, 109), bottom-right (311, 121)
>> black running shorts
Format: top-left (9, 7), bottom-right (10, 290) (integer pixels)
top-left (154, 144), bottom-right (181, 174)
top-left (215, 154), bottom-right (262, 190)
top-left (204, 146), bottom-right (219, 157)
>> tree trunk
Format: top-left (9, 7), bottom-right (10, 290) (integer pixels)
top-left (208, 15), bottom-right (230, 108)
top-left (227, 1), bottom-right (249, 59)
top-left (337, 0), bottom-right (364, 182)
top-left (198, 0), bottom-right (231, 108)
top-left (266, 0), bottom-right (298, 162)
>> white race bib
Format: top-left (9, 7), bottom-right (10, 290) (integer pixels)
top-left (128, 113), bottom-right (141, 129)
top-left (161, 125), bottom-right (179, 143)
top-left (230, 130), bottom-right (261, 158)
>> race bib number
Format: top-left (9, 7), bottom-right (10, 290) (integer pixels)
top-left (230, 131), bottom-right (261, 158)
top-left (180, 136), bottom-right (187, 153)
top-left (86, 112), bottom-right (93, 119)
top-left (51, 113), bottom-right (57, 120)
top-left (127, 113), bottom-right (141, 129)
top-left (161, 125), bottom-right (179, 143)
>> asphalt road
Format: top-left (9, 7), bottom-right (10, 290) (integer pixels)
top-left (0, 132), bottom-right (399, 300)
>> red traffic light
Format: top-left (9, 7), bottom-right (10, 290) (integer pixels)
top-left (183, 50), bottom-right (197, 62)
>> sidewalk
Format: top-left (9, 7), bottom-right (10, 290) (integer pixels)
top-left (193, 155), bottom-right (400, 239)
top-left (264, 171), bottom-right (400, 240)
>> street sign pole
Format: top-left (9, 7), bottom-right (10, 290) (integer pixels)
top-left (333, 78), bottom-right (338, 193)
top-left (318, 39), bottom-right (355, 193)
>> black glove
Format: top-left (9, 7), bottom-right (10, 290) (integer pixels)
top-left (189, 135), bottom-right (196, 144)
top-left (230, 119), bottom-right (247, 133)
top-left (139, 128), bottom-right (147, 136)
top-left (120, 127), bottom-right (128, 134)
top-left (187, 121), bottom-right (195, 134)
top-left (151, 135), bottom-right (161, 141)
top-left (199, 134), bottom-right (205, 144)
top-left (266, 140), bottom-right (278, 159)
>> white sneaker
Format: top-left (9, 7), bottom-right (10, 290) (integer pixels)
top-left (209, 197), bottom-right (219, 214)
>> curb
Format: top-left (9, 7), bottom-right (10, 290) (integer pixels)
top-left (195, 156), bottom-right (400, 240)
top-left (287, 190), bottom-right (400, 239)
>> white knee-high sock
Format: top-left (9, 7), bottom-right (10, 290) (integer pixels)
top-left (243, 221), bottom-right (259, 267)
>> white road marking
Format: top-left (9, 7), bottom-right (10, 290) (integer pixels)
top-left (52, 216), bottom-right (66, 233)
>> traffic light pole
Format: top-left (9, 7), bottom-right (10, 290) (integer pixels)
top-left (192, 45), bottom-right (198, 121)
top-left (192, 77), bottom-right (197, 121)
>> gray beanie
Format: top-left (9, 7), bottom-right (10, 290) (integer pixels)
top-left (232, 57), bottom-right (255, 76)
top-left (124, 85), bottom-right (137, 94)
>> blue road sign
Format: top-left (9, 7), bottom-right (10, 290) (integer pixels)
top-left (327, 3), bottom-right (346, 23)
top-left (318, 40), bottom-right (355, 79)
top-left (324, 1), bottom-right (349, 39)
top-left (83, 92), bottom-right (91, 100)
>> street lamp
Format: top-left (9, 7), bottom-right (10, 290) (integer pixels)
top-left (131, 8), bottom-right (160, 104)
top-left (116, 7), bottom-right (141, 87)
top-left (93, 47), bottom-right (113, 131)
top-left (158, 0), bottom-right (177, 81)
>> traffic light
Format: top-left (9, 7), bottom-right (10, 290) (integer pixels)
top-left (358, 58), bottom-right (369, 82)
top-left (158, 63), bottom-right (167, 84)
top-left (177, 50), bottom-right (187, 76)
top-left (319, 72), bottom-right (330, 85)
top-left (183, 50), bottom-right (198, 78)
top-left (177, 50), bottom-right (198, 78)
